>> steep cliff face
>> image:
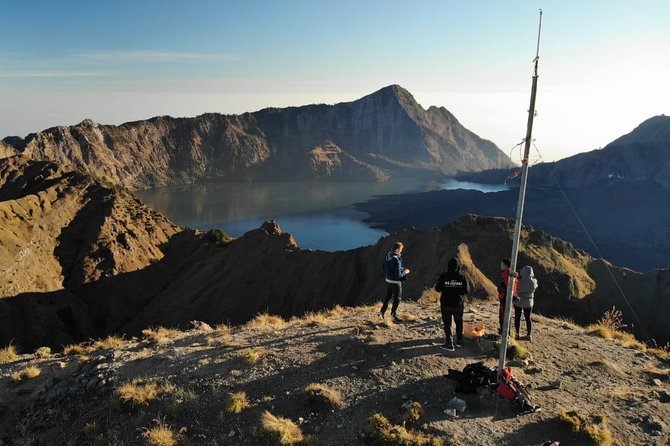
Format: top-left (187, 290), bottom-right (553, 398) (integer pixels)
top-left (1, 157), bottom-right (667, 350)
top-left (4, 86), bottom-right (513, 189)
top-left (254, 85), bottom-right (511, 174)
top-left (0, 141), bottom-right (16, 158)
top-left (14, 114), bottom-right (271, 189)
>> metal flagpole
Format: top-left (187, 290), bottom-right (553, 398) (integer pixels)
top-left (497, 9), bottom-right (543, 382)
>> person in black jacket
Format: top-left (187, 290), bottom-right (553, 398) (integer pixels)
top-left (435, 257), bottom-right (469, 351)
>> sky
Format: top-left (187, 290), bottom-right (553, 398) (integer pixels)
top-left (1, 0), bottom-right (668, 162)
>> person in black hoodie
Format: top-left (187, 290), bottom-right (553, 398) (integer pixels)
top-left (435, 257), bottom-right (469, 351)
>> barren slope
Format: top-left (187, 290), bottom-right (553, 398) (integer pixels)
top-left (0, 302), bottom-right (668, 445)
top-left (1, 156), bottom-right (669, 354)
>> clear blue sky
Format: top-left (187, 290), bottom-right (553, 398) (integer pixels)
top-left (1, 0), bottom-right (668, 161)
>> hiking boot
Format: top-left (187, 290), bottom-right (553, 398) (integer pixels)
top-left (439, 343), bottom-right (455, 352)
top-left (527, 333), bottom-right (533, 342)
top-left (455, 339), bottom-right (463, 348)
top-left (379, 311), bottom-right (385, 320)
top-left (392, 314), bottom-right (402, 323)
top-left (515, 331), bottom-right (520, 339)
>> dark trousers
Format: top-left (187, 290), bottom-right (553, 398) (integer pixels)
top-left (514, 306), bottom-right (533, 335)
top-left (441, 304), bottom-right (463, 344)
top-left (381, 282), bottom-right (401, 316)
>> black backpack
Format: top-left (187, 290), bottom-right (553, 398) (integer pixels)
top-left (449, 362), bottom-right (496, 394)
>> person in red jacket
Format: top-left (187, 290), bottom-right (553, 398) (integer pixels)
top-left (498, 258), bottom-right (518, 335)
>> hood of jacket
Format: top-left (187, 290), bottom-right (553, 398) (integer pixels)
top-left (447, 257), bottom-right (460, 273)
top-left (520, 265), bottom-right (534, 279)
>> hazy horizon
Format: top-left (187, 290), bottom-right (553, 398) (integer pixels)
top-left (1, 0), bottom-right (668, 163)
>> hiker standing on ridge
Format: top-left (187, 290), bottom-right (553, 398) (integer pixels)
top-left (380, 241), bottom-right (410, 322)
top-left (435, 257), bottom-right (469, 351)
top-left (498, 258), bottom-right (518, 335)
top-left (514, 265), bottom-right (538, 341)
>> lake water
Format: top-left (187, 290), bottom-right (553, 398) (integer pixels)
top-left (136, 179), bottom-right (508, 251)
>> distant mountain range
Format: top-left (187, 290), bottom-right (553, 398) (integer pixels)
top-left (0, 85), bottom-right (513, 189)
top-left (1, 156), bottom-right (669, 351)
top-left (458, 114), bottom-right (670, 191)
top-left (359, 115), bottom-right (670, 271)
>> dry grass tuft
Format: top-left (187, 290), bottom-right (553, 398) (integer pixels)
top-left (304, 383), bottom-right (344, 408)
top-left (648, 346), bottom-right (670, 361)
top-left (645, 365), bottom-right (670, 377)
top-left (403, 401), bottom-right (424, 426)
top-left (62, 335), bottom-right (126, 356)
top-left (324, 305), bottom-right (346, 318)
top-left (91, 335), bottom-right (126, 350)
top-left (507, 338), bottom-right (530, 360)
top-left (246, 313), bottom-right (287, 331)
top-left (559, 410), bottom-right (613, 446)
top-left (587, 324), bottom-right (648, 351)
top-left (241, 348), bottom-right (265, 365)
top-left (214, 322), bottom-right (231, 335)
top-left (206, 324), bottom-right (234, 346)
top-left (0, 344), bottom-right (19, 364)
top-left (206, 334), bottom-right (235, 347)
top-left (300, 311), bottom-right (332, 327)
top-left (368, 413), bottom-right (443, 446)
top-left (224, 391), bottom-right (250, 415)
top-left (117, 379), bottom-right (176, 406)
top-left (11, 366), bottom-right (41, 382)
top-left (260, 411), bottom-right (305, 445)
top-left (142, 327), bottom-right (181, 344)
top-left (353, 302), bottom-right (382, 314)
top-left (23, 365), bottom-right (41, 378)
top-left (587, 306), bottom-right (649, 351)
top-left (142, 421), bottom-right (181, 446)
top-left (62, 343), bottom-right (90, 356)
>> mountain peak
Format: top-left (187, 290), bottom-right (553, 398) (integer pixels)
top-left (610, 114), bottom-right (670, 146)
top-left (362, 84), bottom-right (419, 108)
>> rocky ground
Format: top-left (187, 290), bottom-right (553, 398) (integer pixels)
top-left (1, 300), bottom-right (668, 446)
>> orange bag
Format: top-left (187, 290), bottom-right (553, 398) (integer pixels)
top-left (463, 323), bottom-right (485, 339)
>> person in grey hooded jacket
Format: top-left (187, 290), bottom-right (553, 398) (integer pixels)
top-left (513, 265), bottom-right (538, 340)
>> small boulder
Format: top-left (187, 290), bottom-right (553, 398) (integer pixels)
top-left (189, 321), bottom-right (214, 332)
top-left (446, 396), bottom-right (467, 413)
top-left (547, 380), bottom-right (562, 390)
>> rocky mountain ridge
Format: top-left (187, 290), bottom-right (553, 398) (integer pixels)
top-left (1, 85), bottom-right (513, 189)
top-left (1, 156), bottom-right (668, 353)
top-left (458, 114), bottom-right (670, 191)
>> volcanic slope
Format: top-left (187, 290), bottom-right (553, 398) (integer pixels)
top-left (2, 156), bottom-right (670, 353)
top-left (1, 85), bottom-right (513, 189)
top-left (1, 301), bottom-right (668, 445)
